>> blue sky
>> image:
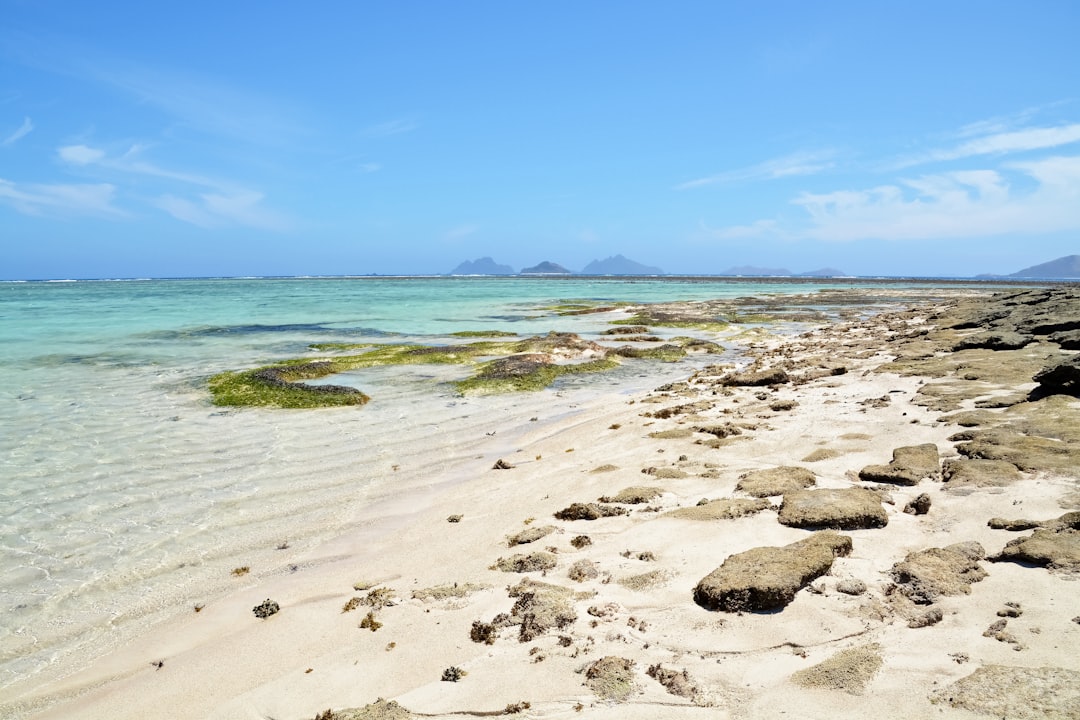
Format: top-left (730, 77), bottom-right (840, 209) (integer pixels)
top-left (1, 1), bottom-right (1078, 279)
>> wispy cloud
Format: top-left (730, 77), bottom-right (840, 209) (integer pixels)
top-left (700, 219), bottom-right (782, 240)
top-left (443, 223), bottom-right (479, 241)
top-left (2, 116), bottom-right (33, 146)
top-left (153, 190), bottom-right (288, 230)
top-left (0, 177), bottom-right (121, 216)
top-left (53, 142), bottom-right (289, 230)
top-left (362, 119), bottom-right (419, 138)
top-left (894, 123), bottom-right (1080, 168)
top-left (57, 144), bottom-right (106, 165)
top-left (676, 150), bottom-right (836, 190)
top-left (790, 155), bottom-right (1080, 241)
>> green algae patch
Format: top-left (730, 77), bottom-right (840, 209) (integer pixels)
top-left (450, 330), bottom-right (518, 338)
top-left (609, 313), bottom-right (731, 332)
top-left (211, 333), bottom-right (619, 407)
top-left (308, 342), bottom-right (378, 352)
top-left (208, 368), bottom-right (371, 409)
top-left (209, 344), bottom-right (482, 408)
top-left (456, 357), bottom-right (619, 394)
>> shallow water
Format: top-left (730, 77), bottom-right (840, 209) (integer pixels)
top-left (0, 276), bottom-right (1003, 695)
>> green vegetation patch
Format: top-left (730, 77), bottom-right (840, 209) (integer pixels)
top-left (456, 357), bottom-right (619, 394)
top-left (450, 330), bottom-right (518, 338)
top-left (609, 313), bottom-right (730, 332)
top-left (211, 333), bottom-right (623, 407)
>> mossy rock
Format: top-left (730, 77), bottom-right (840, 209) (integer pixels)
top-left (930, 665), bottom-right (1080, 719)
top-left (858, 443), bottom-right (940, 486)
top-left (890, 542), bottom-right (987, 604)
top-left (992, 527), bottom-right (1080, 570)
top-left (778, 488), bottom-right (888, 530)
top-left (585, 656), bottom-right (637, 702)
top-left (331, 699), bottom-right (414, 720)
top-left (736, 466), bottom-right (816, 497)
top-left (494, 552), bottom-right (558, 573)
top-left (694, 531), bottom-right (852, 612)
top-left (790, 644), bottom-right (883, 695)
top-left (554, 503), bottom-right (629, 521)
top-left (599, 486), bottom-right (664, 504)
top-left (507, 525), bottom-right (557, 546)
top-left (665, 498), bottom-right (771, 521)
top-left (941, 458), bottom-right (1022, 488)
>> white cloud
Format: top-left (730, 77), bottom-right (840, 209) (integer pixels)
top-left (2, 117), bottom-right (33, 146)
top-left (791, 156), bottom-right (1080, 241)
top-left (57, 144), bottom-right (106, 165)
top-left (677, 150), bottom-right (835, 190)
top-left (0, 178), bottom-right (121, 216)
top-left (153, 190), bottom-right (289, 231)
top-left (443, 223), bottom-right (479, 241)
top-left (701, 219), bottom-right (781, 240)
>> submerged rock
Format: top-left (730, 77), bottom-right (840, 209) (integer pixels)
top-left (693, 531), bottom-right (852, 612)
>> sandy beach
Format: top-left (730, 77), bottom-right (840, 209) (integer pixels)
top-left (8, 286), bottom-right (1080, 720)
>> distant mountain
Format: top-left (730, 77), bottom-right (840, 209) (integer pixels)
top-left (520, 261), bottom-right (573, 275)
top-left (796, 267), bottom-right (847, 278)
top-left (1008, 254), bottom-right (1080, 278)
top-left (581, 254), bottom-right (663, 275)
top-left (448, 257), bottom-right (515, 275)
top-left (721, 265), bottom-right (792, 276)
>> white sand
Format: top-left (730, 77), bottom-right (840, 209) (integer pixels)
top-left (8, 301), bottom-right (1080, 720)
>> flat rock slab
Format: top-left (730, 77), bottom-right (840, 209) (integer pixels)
top-left (993, 528), bottom-right (1080, 570)
top-left (721, 367), bottom-right (790, 386)
top-left (778, 488), bottom-right (888, 529)
top-left (930, 665), bottom-right (1080, 719)
top-left (889, 542), bottom-right (987, 604)
top-left (736, 466), bottom-right (816, 497)
top-left (666, 498), bottom-right (771, 521)
top-left (953, 331), bottom-right (1032, 351)
top-left (693, 531), bottom-right (852, 612)
top-left (859, 443), bottom-right (941, 485)
top-left (941, 458), bottom-right (1022, 488)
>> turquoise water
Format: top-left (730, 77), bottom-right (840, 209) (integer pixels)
top-left (0, 276), bottom-right (1000, 702)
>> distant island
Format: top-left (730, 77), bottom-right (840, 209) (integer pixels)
top-left (1008, 254), bottom-right (1080, 279)
top-left (720, 266), bottom-right (847, 278)
top-left (580, 254), bottom-right (663, 275)
top-left (520, 261), bottom-right (573, 275)
top-left (448, 257), bottom-right (515, 275)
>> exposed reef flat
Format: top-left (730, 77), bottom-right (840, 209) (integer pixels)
top-left (11, 285), bottom-right (1080, 720)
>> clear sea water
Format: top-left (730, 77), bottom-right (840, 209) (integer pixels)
top-left (0, 275), bottom-right (1001, 700)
